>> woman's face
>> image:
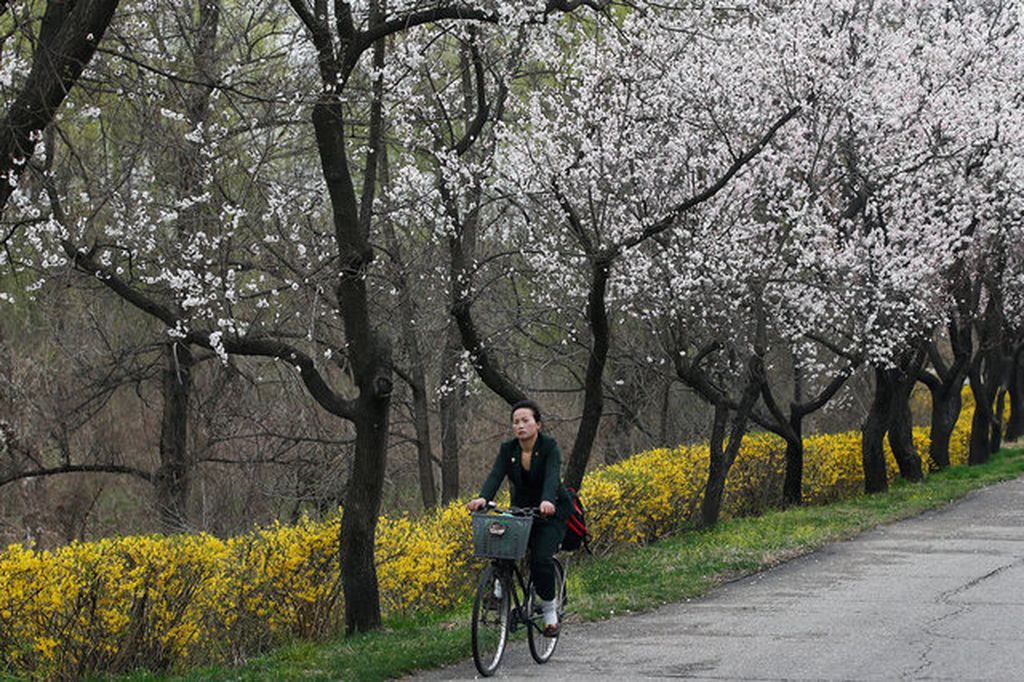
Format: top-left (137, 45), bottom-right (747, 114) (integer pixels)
top-left (511, 407), bottom-right (540, 442)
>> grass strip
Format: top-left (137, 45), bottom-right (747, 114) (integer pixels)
top-left (120, 448), bottom-right (1024, 682)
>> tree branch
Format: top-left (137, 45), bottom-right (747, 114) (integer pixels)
top-left (453, 32), bottom-right (492, 157)
top-left (357, 0), bottom-right (609, 70)
top-left (359, 25), bottom-right (386, 234)
top-left (795, 361), bottom-right (858, 417)
top-left (617, 106), bottom-right (801, 253)
top-left (1, 0), bottom-right (120, 213)
top-left (0, 464), bottom-right (153, 488)
top-left (60, 241), bottom-right (357, 420)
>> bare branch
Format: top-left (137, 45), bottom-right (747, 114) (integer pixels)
top-left (0, 464), bottom-right (154, 488)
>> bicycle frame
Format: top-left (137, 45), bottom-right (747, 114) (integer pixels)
top-left (490, 556), bottom-right (542, 636)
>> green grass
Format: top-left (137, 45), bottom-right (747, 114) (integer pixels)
top-left (120, 448), bottom-right (1024, 682)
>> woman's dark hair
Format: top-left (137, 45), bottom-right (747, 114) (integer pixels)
top-left (510, 399), bottom-right (542, 424)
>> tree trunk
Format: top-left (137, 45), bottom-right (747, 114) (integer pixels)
top-left (888, 392), bottom-right (923, 483)
top-left (927, 386), bottom-right (961, 470)
top-left (700, 392), bottom-right (758, 527)
top-left (782, 416), bottom-right (804, 506)
top-left (153, 0), bottom-right (219, 533)
top-left (340, 402), bottom-right (390, 634)
top-left (565, 259), bottom-right (610, 491)
top-left (659, 380), bottom-right (672, 445)
top-left (438, 393), bottom-right (461, 502)
top-left (438, 325), bottom-right (463, 504)
top-left (312, 44), bottom-right (393, 631)
top-left (968, 276), bottom-right (1006, 464)
top-left (701, 404), bottom-right (730, 527)
top-left (699, 362), bottom-right (760, 527)
top-left (379, 176), bottom-right (436, 509)
top-left (763, 347), bottom-right (855, 507)
top-left (991, 387), bottom-right (1006, 454)
top-left (156, 342), bottom-right (193, 532)
top-left (862, 367), bottom-right (891, 493)
top-left (968, 362), bottom-right (994, 465)
top-left (411, 379), bottom-right (437, 509)
top-left (920, 318), bottom-right (972, 469)
top-left (1005, 351), bottom-right (1024, 442)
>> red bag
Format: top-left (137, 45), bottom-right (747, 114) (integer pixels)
top-left (561, 486), bottom-right (592, 553)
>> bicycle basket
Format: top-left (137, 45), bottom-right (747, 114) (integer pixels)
top-left (472, 513), bottom-right (533, 560)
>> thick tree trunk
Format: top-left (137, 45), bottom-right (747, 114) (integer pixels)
top-left (862, 367), bottom-right (892, 493)
top-left (340, 403), bottom-right (390, 634)
top-left (864, 349), bottom-right (924, 491)
top-left (968, 278), bottom-right (1006, 464)
top-left (888, 393), bottom-right (923, 483)
top-left (312, 49), bottom-right (393, 631)
top-left (701, 404), bottom-right (730, 528)
top-left (438, 396), bottom-right (461, 502)
top-left (565, 259), bottom-right (610, 491)
top-left (920, 319), bottom-right (972, 469)
top-left (782, 416), bottom-right (804, 506)
top-left (1005, 352), bottom-right (1024, 442)
top-left (701, 455), bottom-right (728, 527)
top-left (968, 362), bottom-right (995, 465)
top-left (927, 386), bottom-right (962, 469)
top-left (332, 275), bottom-right (393, 630)
top-left (156, 342), bottom-right (193, 531)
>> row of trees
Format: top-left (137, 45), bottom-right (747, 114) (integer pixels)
top-left (2, 0), bottom-right (1023, 634)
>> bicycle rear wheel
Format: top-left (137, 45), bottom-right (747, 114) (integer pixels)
top-left (526, 556), bottom-right (565, 663)
top-left (472, 564), bottom-right (510, 677)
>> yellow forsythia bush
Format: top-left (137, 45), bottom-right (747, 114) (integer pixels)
top-left (0, 518), bottom-right (341, 678)
top-left (0, 396), bottom-right (978, 678)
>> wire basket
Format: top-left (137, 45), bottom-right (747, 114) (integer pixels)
top-left (472, 513), bottom-right (534, 560)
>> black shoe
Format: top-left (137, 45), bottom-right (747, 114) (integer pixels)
top-left (542, 623), bottom-right (559, 638)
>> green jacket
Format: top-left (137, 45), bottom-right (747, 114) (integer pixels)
top-left (479, 431), bottom-right (572, 521)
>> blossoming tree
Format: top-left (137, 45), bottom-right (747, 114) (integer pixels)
top-left (420, 7), bottom-right (799, 495)
top-left (5, 0), bottom-right (620, 635)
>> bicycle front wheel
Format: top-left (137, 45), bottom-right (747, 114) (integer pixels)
top-left (526, 556), bottom-right (564, 663)
top-left (472, 564), bottom-right (510, 677)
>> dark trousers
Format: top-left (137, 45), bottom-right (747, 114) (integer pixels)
top-left (529, 516), bottom-right (566, 600)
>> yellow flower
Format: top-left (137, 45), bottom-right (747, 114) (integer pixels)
top-left (0, 391), bottom-right (984, 678)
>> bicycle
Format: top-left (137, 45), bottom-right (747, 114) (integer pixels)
top-left (470, 504), bottom-right (567, 677)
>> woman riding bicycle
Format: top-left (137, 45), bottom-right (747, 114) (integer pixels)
top-left (466, 399), bottom-right (572, 637)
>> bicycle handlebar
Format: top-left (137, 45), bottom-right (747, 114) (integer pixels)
top-left (473, 502), bottom-right (542, 517)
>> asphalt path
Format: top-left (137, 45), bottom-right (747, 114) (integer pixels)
top-left (407, 476), bottom-right (1024, 681)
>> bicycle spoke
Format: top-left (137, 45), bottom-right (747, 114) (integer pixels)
top-left (472, 566), bottom-right (509, 677)
top-left (526, 557), bottom-right (564, 664)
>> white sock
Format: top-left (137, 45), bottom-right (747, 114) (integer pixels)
top-left (540, 598), bottom-right (558, 626)
top-left (493, 580), bottom-right (503, 600)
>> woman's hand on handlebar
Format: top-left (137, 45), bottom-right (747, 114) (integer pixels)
top-left (466, 497), bottom-right (488, 512)
top-left (539, 500), bottom-right (555, 517)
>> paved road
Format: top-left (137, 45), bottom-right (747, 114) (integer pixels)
top-left (408, 477), bottom-right (1024, 681)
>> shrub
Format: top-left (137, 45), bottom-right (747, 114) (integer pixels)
top-left (0, 394), bottom-right (976, 678)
